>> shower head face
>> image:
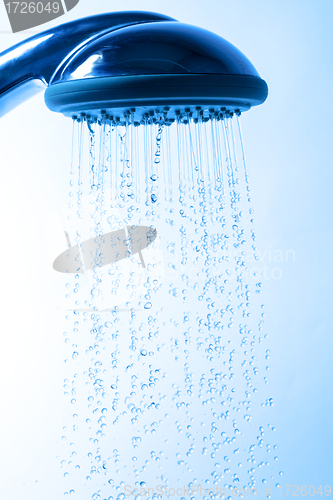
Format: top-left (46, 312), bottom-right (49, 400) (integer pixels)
top-left (45, 21), bottom-right (268, 120)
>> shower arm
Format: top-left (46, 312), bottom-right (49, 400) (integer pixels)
top-left (0, 11), bottom-right (176, 118)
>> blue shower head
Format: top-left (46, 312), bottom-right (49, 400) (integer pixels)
top-left (0, 11), bottom-right (268, 121)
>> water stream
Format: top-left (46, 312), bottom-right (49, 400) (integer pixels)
top-left (59, 110), bottom-right (280, 499)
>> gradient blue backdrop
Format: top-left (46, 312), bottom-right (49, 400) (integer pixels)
top-left (0, 0), bottom-right (332, 498)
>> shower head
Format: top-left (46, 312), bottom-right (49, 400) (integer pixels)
top-left (0, 11), bottom-right (268, 121)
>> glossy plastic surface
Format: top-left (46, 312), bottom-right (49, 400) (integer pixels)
top-left (51, 22), bottom-right (260, 83)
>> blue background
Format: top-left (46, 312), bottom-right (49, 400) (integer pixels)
top-left (0, 0), bottom-right (332, 498)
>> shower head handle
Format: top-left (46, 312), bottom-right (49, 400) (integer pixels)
top-left (0, 11), bottom-right (176, 117)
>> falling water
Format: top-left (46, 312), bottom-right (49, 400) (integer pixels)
top-left (59, 109), bottom-right (281, 499)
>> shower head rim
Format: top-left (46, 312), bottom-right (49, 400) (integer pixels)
top-left (45, 73), bottom-right (268, 119)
